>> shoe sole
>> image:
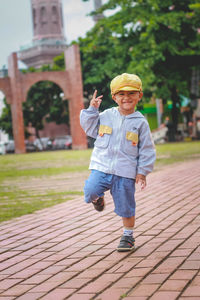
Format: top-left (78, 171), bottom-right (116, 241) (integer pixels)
top-left (117, 246), bottom-right (135, 252)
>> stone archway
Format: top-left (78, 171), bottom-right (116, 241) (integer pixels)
top-left (0, 44), bottom-right (87, 153)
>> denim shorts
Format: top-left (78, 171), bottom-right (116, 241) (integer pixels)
top-left (84, 170), bottom-right (136, 218)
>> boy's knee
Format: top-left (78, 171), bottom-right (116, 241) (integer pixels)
top-left (84, 170), bottom-right (106, 203)
top-left (84, 183), bottom-right (98, 203)
top-left (84, 182), bottom-right (105, 203)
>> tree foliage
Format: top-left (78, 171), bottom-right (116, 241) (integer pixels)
top-left (78, 24), bottom-right (135, 110)
top-left (80, 0), bottom-right (200, 126)
top-left (23, 80), bottom-right (69, 138)
top-left (0, 98), bottom-right (13, 138)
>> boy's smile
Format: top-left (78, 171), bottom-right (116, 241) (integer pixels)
top-left (112, 90), bottom-right (143, 115)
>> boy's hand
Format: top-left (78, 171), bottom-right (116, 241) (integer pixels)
top-left (136, 174), bottom-right (146, 190)
top-left (90, 90), bottom-right (103, 109)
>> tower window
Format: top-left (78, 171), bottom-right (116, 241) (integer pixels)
top-left (60, 6), bottom-right (64, 28)
top-left (40, 6), bottom-right (47, 24)
top-left (52, 6), bottom-right (58, 24)
top-left (33, 8), bottom-right (37, 29)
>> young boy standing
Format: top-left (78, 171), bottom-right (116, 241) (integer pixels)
top-left (80, 73), bottom-right (156, 252)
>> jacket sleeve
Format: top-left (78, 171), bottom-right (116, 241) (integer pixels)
top-left (137, 121), bottom-right (156, 176)
top-left (80, 106), bottom-right (100, 139)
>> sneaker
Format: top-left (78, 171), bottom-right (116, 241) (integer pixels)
top-left (92, 196), bottom-right (105, 212)
top-left (117, 235), bottom-right (135, 252)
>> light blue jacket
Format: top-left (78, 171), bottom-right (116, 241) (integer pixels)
top-left (80, 106), bottom-right (156, 179)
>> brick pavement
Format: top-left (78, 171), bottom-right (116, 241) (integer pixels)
top-left (0, 159), bottom-right (200, 300)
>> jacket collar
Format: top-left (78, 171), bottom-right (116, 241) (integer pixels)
top-left (114, 107), bottom-right (144, 119)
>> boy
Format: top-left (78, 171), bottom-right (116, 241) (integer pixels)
top-left (80, 73), bottom-right (156, 252)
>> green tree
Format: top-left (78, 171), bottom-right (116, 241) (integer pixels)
top-left (81, 0), bottom-right (200, 129)
top-left (52, 53), bottom-right (65, 71)
top-left (23, 80), bottom-right (69, 139)
top-left (77, 25), bottom-right (135, 110)
top-left (0, 97), bottom-right (13, 138)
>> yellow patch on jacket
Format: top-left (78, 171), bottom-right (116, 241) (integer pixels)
top-left (99, 125), bottom-right (112, 136)
top-left (126, 131), bottom-right (138, 146)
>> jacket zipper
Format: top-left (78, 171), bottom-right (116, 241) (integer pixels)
top-left (110, 115), bottom-right (125, 173)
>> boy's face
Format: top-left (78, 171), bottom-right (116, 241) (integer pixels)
top-left (112, 90), bottom-right (143, 115)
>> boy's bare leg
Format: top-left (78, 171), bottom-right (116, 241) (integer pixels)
top-left (122, 216), bottom-right (135, 228)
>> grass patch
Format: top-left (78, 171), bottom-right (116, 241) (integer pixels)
top-left (0, 188), bottom-right (83, 222)
top-left (155, 141), bottom-right (200, 168)
top-left (0, 165), bottom-right (88, 183)
top-left (0, 149), bottom-right (91, 222)
top-left (0, 142), bottom-right (199, 222)
top-left (0, 149), bottom-right (91, 183)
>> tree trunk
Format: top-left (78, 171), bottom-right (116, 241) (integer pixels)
top-left (171, 86), bottom-right (180, 133)
top-left (35, 128), bottom-right (44, 150)
top-left (169, 86), bottom-right (180, 141)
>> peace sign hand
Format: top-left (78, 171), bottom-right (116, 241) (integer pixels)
top-left (90, 90), bottom-right (103, 109)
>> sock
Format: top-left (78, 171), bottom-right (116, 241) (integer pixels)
top-left (123, 227), bottom-right (134, 237)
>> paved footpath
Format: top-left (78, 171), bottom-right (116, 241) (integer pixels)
top-left (0, 160), bottom-right (200, 300)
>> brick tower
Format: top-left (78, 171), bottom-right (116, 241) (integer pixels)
top-left (18, 0), bottom-right (67, 68)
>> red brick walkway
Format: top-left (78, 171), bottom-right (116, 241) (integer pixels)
top-left (0, 160), bottom-right (200, 300)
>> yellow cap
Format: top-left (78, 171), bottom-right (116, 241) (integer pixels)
top-left (110, 73), bottom-right (142, 95)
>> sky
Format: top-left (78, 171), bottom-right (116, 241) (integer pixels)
top-left (0, 0), bottom-right (106, 69)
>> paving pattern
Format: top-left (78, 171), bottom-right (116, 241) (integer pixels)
top-left (0, 160), bottom-right (200, 300)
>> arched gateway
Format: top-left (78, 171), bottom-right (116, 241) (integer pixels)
top-left (0, 45), bottom-right (87, 153)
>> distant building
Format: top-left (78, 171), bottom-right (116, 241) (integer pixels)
top-left (0, 66), bottom-right (8, 78)
top-left (18, 0), bottom-right (67, 68)
top-left (93, 0), bottom-right (104, 23)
